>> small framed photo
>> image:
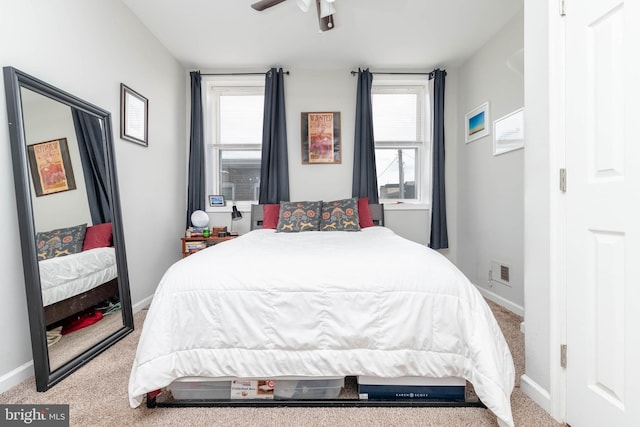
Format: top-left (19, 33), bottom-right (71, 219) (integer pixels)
top-left (120, 83), bottom-right (148, 146)
top-left (493, 108), bottom-right (524, 156)
top-left (301, 112), bottom-right (341, 164)
top-left (465, 102), bottom-right (490, 143)
top-left (208, 195), bottom-right (225, 207)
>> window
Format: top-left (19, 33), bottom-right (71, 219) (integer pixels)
top-left (372, 82), bottom-right (430, 204)
top-left (204, 77), bottom-right (264, 207)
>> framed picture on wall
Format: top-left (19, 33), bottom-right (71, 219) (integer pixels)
top-left (301, 112), bottom-right (341, 164)
top-left (208, 195), bottom-right (225, 207)
top-left (27, 138), bottom-right (77, 197)
top-left (120, 83), bottom-right (149, 146)
top-left (465, 102), bottom-right (490, 143)
top-left (493, 108), bottom-right (524, 156)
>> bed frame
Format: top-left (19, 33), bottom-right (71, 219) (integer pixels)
top-left (250, 203), bottom-right (385, 230)
top-left (44, 278), bottom-right (119, 327)
top-left (146, 203), bottom-right (485, 409)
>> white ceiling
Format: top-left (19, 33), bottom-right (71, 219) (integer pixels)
top-left (121, 0), bottom-right (523, 71)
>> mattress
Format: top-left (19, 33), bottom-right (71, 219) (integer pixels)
top-left (39, 246), bottom-right (117, 306)
top-left (128, 227), bottom-right (515, 426)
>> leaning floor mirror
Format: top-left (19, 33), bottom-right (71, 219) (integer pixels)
top-left (3, 66), bottom-right (133, 391)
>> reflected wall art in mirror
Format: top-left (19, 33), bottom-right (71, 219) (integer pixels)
top-left (3, 66), bottom-right (133, 391)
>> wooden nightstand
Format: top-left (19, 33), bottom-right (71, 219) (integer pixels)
top-left (181, 236), bottom-right (236, 257)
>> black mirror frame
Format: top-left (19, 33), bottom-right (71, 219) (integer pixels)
top-left (3, 66), bottom-right (134, 391)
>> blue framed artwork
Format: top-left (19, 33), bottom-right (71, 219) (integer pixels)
top-left (465, 102), bottom-right (490, 143)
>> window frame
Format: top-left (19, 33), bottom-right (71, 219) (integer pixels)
top-left (203, 76), bottom-right (265, 212)
top-left (371, 79), bottom-right (431, 207)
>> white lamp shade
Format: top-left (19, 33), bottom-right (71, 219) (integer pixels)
top-left (190, 210), bottom-right (209, 228)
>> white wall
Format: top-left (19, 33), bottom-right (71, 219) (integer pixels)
top-left (0, 0), bottom-right (186, 391)
top-left (455, 9), bottom-right (525, 313)
top-left (521, 0), bottom-right (554, 411)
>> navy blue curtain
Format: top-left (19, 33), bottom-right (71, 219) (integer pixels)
top-left (429, 69), bottom-right (448, 249)
top-left (352, 68), bottom-right (379, 203)
top-left (186, 71), bottom-right (205, 228)
top-left (72, 109), bottom-right (111, 224)
top-left (259, 68), bottom-right (289, 204)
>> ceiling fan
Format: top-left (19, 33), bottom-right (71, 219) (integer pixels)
top-left (251, 0), bottom-right (337, 32)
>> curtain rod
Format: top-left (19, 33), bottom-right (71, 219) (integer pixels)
top-left (199, 70), bottom-right (290, 76)
top-left (350, 70), bottom-right (443, 79)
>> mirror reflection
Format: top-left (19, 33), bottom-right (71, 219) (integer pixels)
top-left (20, 88), bottom-right (124, 372)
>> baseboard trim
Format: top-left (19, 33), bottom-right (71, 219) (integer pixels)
top-left (520, 374), bottom-right (551, 414)
top-left (0, 361), bottom-right (33, 394)
top-left (473, 284), bottom-right (524, 317)
top-left (132, 294), bottom-right (153, 313)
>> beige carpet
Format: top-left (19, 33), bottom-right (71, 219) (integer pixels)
top-left (0, 301), bottom-right (561, 427)
top-left (48, 311), bottom-right (124, 371)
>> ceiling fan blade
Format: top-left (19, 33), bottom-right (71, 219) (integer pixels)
top-left (296, 0), bottom-right (312, 12)
top-left (316, 0), bottom-right (335, 31)
top-left (251, 0), bottom-right (287, 11)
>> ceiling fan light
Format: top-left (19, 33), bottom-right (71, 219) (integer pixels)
top-left (319, 1), bottom-right (336, 18)
top-left (297, 0), bottom-right (312, 12)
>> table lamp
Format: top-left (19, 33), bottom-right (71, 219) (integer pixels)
top-left (230, 204), bottom-right (242, 234)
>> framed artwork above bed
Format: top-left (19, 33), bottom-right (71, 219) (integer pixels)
top-left (301, 112), bottom-right (341, 164)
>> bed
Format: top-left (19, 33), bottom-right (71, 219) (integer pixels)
top-left (36, 222), bottom-right (119, 327)
top-left (40, 246), bottom-right (119, 326)
top-left (128, 202), bottom-right (515, 427)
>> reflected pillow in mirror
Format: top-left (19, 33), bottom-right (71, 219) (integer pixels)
top-left (83, 222), bottom-right (113, 251)
top-left (36, 224), bottom-right (87, 260)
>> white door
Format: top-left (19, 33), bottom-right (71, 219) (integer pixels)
top-left (565, 0), bottom-right (640, 426)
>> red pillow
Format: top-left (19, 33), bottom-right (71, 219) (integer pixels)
top-left (82, 222), bottom-right (113, 250)
top-left (262, 204), bottom-right (280, 229)
top-left (358, 197), bottom-right (375, 228)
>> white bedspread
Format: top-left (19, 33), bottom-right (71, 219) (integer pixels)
top-left (128, 227), bottom-right (515, 426)
top-left (39, 247), bottom-right (117, 306)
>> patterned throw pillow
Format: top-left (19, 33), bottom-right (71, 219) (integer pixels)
top-left (36, 224), bottom-right (87, 260)
top-left (320, 198), bottom-right (361, 231)
top-left (276, 201), bottom-right (321, 232)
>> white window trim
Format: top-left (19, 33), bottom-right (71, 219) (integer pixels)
top-left (372, 78), bottom-right (431, 208)
top-left (202, 76), bottom-right (265, 212)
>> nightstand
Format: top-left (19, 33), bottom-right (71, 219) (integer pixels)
top-left (180, 236), bottom-right (237, 258)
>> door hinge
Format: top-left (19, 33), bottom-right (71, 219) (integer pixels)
top-left (561, 344), bottom-right (567, 368)
top-left (560, 0), bottom-right (566, 16)
top-left (560, 168), bottom-right (567, 192)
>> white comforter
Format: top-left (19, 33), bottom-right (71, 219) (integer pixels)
top-left (39, 247), bottom-right (117, 306)
top-left (128, 227), bottom-right (515, 426)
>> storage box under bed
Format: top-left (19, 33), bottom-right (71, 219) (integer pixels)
top-left (168, 377), bottom-right (345, 401)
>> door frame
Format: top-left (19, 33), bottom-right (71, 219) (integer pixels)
top-left (544, 0), bottom-right (568, 422)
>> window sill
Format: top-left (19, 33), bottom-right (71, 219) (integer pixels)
top-left (381, 202), bottom-right (430, 211)
top-left (206, 203), bottom-right (248, 214)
